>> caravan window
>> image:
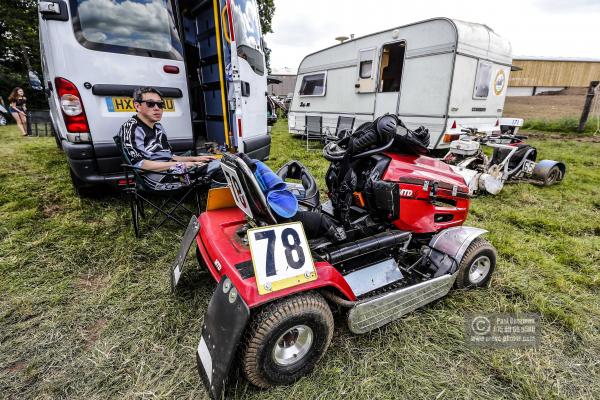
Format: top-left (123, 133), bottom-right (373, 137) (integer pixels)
top-left (473, 61), bottom-right (492, 99)
top-left (378, 42), bottom-right (405, 92)
top-left (70, 0), bottom-right (183, 60)
top-left (360, 61), bottom-right (373, 79)
top-left (358, 48), bottom-right (375, 79)
top-left (299, 73), bottom-right (326, 96)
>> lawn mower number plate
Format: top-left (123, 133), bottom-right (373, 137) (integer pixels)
top-left (248, 222), bottom-right (317, 294)
top-left (220, 162), bottom-right (253, 218)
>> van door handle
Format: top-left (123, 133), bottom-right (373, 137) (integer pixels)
top-left (241, 81), bottom-right (250, 97)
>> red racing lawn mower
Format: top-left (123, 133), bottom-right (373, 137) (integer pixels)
top-left (171, 116), bottom-right (497, 398)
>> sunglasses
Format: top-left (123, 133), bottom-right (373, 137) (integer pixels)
top-left (140, 100), bottom-right (165, 109)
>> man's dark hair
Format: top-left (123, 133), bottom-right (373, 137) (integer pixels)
top-left (133, 87), bottom-right (163, 103)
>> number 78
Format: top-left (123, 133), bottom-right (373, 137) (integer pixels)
top-left (254, 228), bottom-right (306, 277)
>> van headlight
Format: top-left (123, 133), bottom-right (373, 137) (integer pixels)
top-left (288, 115), bottom-right (295, 128)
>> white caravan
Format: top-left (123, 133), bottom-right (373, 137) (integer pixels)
top-left (38, 0), bottom-right (269, 194)
top-left (288, 18), bottom-right (520, 149)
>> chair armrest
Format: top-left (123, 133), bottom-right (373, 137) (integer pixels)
top-left (119, 164), bottom-right (199, 177)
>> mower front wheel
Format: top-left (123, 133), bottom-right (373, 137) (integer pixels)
top-left (455, 237), bottom-right (497, 289)
top-left (241, 292), bottom-right (334, 388)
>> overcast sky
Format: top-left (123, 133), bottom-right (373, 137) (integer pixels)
top-left (265, 0), bottom-right (600, 73)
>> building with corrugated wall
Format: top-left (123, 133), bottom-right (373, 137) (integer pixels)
top-left (268, 74), bottom-right (297, 97)
top-left (508, 57), bottom-right (600, 96)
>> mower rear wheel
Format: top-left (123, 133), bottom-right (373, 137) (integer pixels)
top-left (241, 292), bottom-right (334, 388)
top-left (455, 237), bottom-right (496, 289)
top-left (543, 165), bottom-right (564, 186)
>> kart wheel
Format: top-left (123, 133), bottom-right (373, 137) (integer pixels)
top-left (241, 292), bottom-right (334, 388)
top-left (455, 237), bottom-right (496, 289)
top-left (543, 165), bottom-right (563, 186)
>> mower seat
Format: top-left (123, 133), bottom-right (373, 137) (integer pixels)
top-left (490, 144), bottom-right (537, 178)
top-left (276, 160), bottom-right (320, 211)
top-left (220, 153), bottom-right (277, 225)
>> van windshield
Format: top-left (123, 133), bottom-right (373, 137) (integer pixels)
top-left (231, 0), bottom-right (265, 75)
top-left (70, 0), bottom-right (183, 60)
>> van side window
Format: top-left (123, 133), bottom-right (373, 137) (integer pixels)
top-left (299, 73), bottom-right (326, 96)
top-left (378, 42), bottom-right (405, 92)
top-left (473, 60), bottom-right (492, 99)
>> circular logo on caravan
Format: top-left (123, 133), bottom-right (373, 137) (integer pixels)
top-left (494, 70), bottom-right (506, 95)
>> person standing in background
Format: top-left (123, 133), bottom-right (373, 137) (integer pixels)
top-left (8, 87), bottom-right (28, 136)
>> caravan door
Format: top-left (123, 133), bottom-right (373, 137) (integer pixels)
top-left (374, 41), bottom-right (406, 117)
top-left (228, 0), bottom-right (269, 159)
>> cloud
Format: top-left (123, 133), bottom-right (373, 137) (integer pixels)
top-left (266, 0), bottom-right (600, 70)
top-left (534, 0), bottom-right (600, 12)
top-left (77, 0), bottom-right (173, 51)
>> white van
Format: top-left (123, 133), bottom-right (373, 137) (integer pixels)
top-left (288, 18), bottom-right (521, 149)
top-left (38, 0), bottom-right (270, 194)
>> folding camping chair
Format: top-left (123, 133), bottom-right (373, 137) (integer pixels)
top-left (335, 116), bottom-right (355, 140)
top-left (114, 135), bottom-right (208, 238)
top-left (305, 115), bottom-right (324, 150)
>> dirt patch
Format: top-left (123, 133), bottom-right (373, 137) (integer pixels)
top-left (504, 94), bottom-right (587, 120)
top-left (525, 130), bottom-right (600, 143)
top-left (77, 273), bottom-right (108, 291)
top-left (7, 361), bottom-right (27, 373)
top-left (41, 204), bottom-right (64, 217)
top-left (82, 319), bottom-right (107, 349)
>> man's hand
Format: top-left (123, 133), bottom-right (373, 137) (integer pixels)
top-left (184, 161), bottom-right (206, 169)
top-left (192, 155), bottom-right (216, 163)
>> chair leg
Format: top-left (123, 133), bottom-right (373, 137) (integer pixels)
top-left (129, 192), bottom-right (141, 238)
top-left (195, 186), bottom-right (201, 215)
top-left (138, 197), bottom-right (146, 219)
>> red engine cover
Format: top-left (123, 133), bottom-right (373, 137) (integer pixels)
top-left (382, 152), bottom-right (470, 233)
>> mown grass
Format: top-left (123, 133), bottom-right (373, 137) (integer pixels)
top-left (522, 117), bottom-right (599, 135)
top-left (1, 122), bottom-right (599, 399)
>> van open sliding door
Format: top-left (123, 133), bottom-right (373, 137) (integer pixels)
top-left (176, 0), bottom-right (269, 159)
top-left (177, 0), bottom-right (229, 150)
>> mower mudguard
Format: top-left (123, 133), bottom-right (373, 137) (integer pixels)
top-left (531, 160), bottom-right (566, 181)
top-left (170, 216), bottom-right (200, 292)
top-left (428, 226), bottom-right (488, 276)
top-left (197, 276), bottom-right (250, 400)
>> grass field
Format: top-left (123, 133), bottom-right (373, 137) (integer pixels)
top-left (1, 121), bottom-right (599, 399)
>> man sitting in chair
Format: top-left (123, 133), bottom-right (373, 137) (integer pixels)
top-left (118, 87), bottom-right (220, 189)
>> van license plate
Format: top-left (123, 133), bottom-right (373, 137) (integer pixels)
top-left (105, 97), bottom-right (175, 112)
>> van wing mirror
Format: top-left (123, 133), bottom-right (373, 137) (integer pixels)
top-left (39, 1), bottom-right (69, 21)
top-left (28, 71), bottom-right (43, 91)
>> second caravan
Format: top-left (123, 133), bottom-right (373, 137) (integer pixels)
top-left (288, 18), bottom-right (520, 149)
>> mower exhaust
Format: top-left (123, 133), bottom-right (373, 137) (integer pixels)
top-left (323, 231), bottom-right (411, 264)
